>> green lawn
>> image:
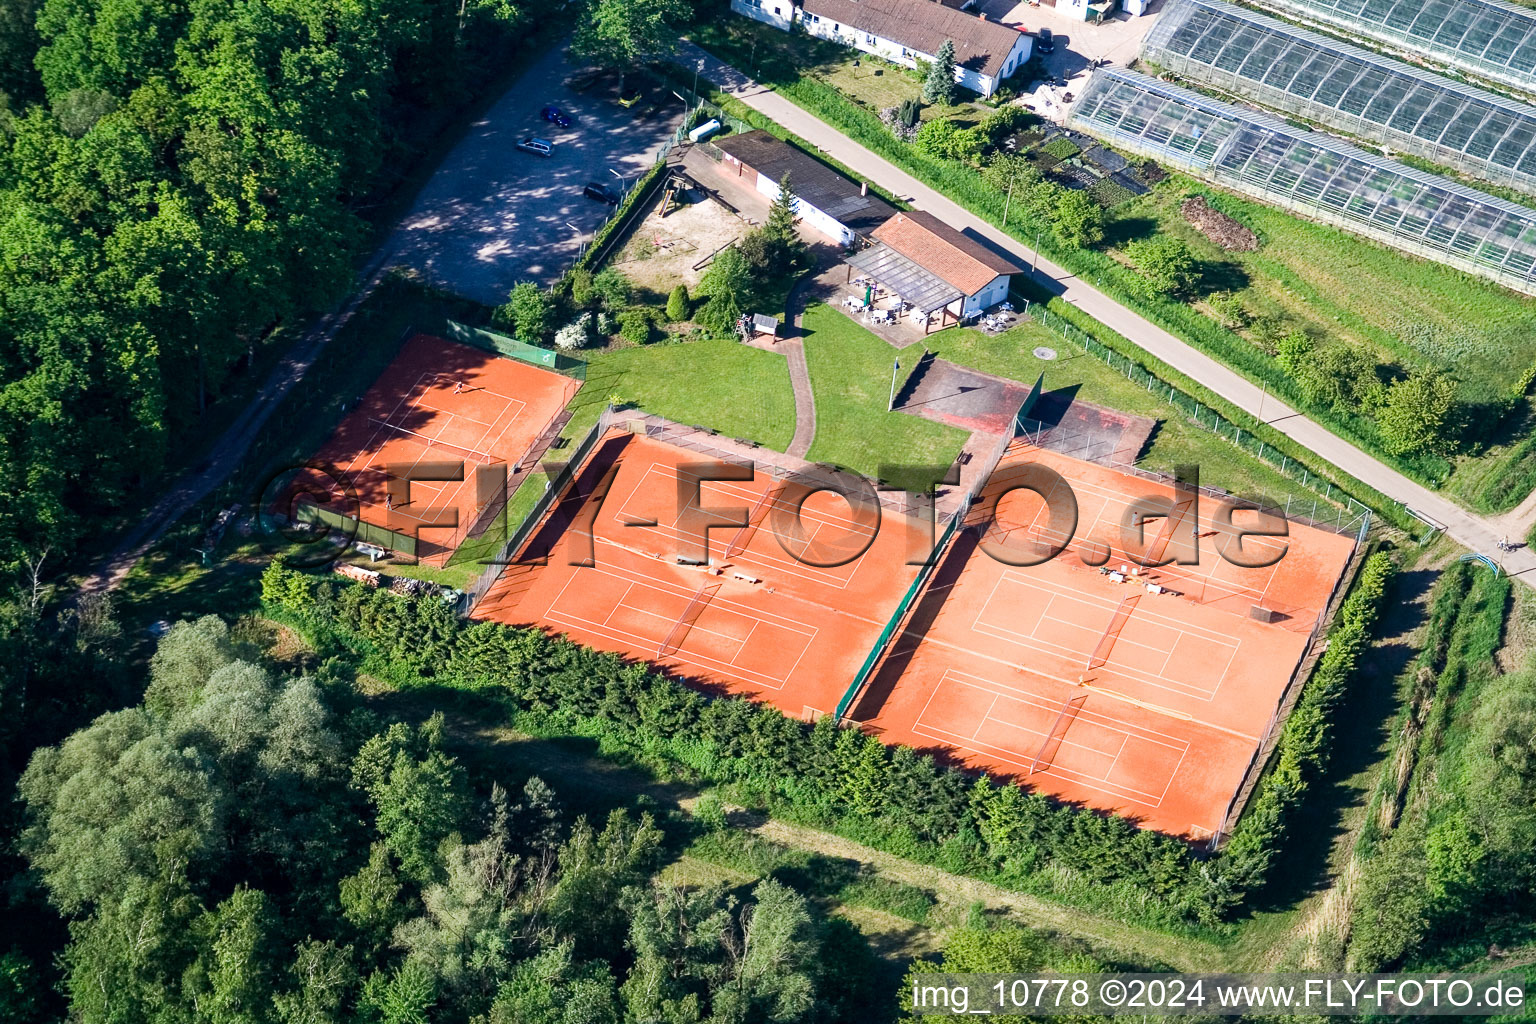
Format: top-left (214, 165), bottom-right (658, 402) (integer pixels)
top-left (691, 15), bottom-right (1536, 507)
top-left (799, 302), bottom-right (971, 489)
top-left (1119, 180), bottom-right (1536, 412)
top-left (694, 19), bottom-right (978, 123)
top-left (574, 336), bottom-right (798, 450)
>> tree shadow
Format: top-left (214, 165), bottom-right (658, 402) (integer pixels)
top-left (1102, 215), bottom-right (1158, 249)
top-left (1246, 563), bottom-right (1431, 911)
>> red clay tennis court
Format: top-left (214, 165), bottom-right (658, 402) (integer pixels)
top-left (290, 333), bottom-right (579, 563)
top-left (855, 443), bottom-right (1359, 840)
top-left (476, 428), bottom-right (929, 719)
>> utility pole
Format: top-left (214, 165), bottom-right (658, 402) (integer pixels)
top-left (1003, 176), bottom-right (1014, 227)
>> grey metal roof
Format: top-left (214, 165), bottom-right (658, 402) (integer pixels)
top-left (846, 244), bottom-right (965, 312)
top-left (1067, 68), bottom-right (1536, 295)
top-left (1145, 0), bottom-right (1536, 194)
top-left (1248, 0), bottom-right (1536, 96)
top-left (712, 131), bottom-right (897, 235)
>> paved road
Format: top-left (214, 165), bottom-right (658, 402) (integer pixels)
top-left (76, 252), bottom-right (396, 601)
top-left (683, 41), bottom-right (1536, 583)
top-left (387, 43), bottom-right (684, 306)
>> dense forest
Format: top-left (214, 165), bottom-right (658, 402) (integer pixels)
top-left (0, 0), bottom-right (531, 576)
top-left (8, 615), bottom-right (886, 1021)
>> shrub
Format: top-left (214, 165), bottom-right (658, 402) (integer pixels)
top-left (591, 267), bottom-right (631, 310)
top-left (618, 309), bottom-right (652, 345)
top-left (1125, 236), bottom-right (1201, 297)
top-left (1378, 371), bottom-right (1460, 457)
top-left (500, 281), bottom-right (550, 342)
top-left (666, 284), bottom-right (690, 322)
top-left (570, 268), bottom-right (595, 307)
top-left (915, 118), bottom-right (983, 161)
top-left (1207, 292), bottom-right (1249, 331)
top-left (554, 313), bottom-right (591, 350)
top-left (1275, 330), bottom-right (1313, 375)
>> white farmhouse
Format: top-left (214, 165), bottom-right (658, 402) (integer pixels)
top-left (732, 0), bottom-right (1033, 97)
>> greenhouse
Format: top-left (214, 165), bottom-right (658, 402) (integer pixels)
top-left (1143, 0), bottom-right (1536, 195)
top-left (1248, 0), bottom-right (1536, 96)
top-left (1067, 69), bottom-right (1536, 295)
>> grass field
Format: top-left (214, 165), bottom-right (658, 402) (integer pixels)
top-left (798, 302), bottom-right (971, 489)
top-left (571, 336), bottom-right (798, 449)
top-left (689, 17), bottom-right (1536, 506)
top-left (695, 19), bottom-right (978, 124)
top-left (1120, 181), bottom-right (1536, 412)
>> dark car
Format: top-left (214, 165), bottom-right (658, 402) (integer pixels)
top-left (541, 106), bottom-right (573, 128)
top-left (583, 181), bottom-right (622, 206)
top-left (1037, 27), bottom-right (1055, 53)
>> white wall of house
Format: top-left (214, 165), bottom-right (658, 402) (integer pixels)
top-left (753, 7), bottom-right (1031, 97)
top-left (749, 170), bottom-right (856, 246)
top-left (961, 274), bottom-right (1010, 315)
top-left (1054, 0), bottom-right (1094, 21)
top-left (730, 0), bottom-right (794, 31)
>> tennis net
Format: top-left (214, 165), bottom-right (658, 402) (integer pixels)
top-left (368, 418), bottom-right (505, 465)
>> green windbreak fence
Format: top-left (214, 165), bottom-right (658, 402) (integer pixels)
top-left (444, 320), bottom-right (588, 380)
top-left (295, 503), bottom-right (419, 557)
top-left (833, 507), bottom-right (965, 721)
top-left (1016, 372), bottom-right (1044, 430)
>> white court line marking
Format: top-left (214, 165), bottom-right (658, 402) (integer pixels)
top-left (603, 582), bottom-right (638, 627)
top-left (974, 693), bottom-right (1000, 741)
top-left (541, 566), bottom-right (818, 690)
top-left (609, 464), bottom-right (865, 590)
top-left (991, 463), bottom-right (1293, 604)
top-left (917, 672), bottom-right (1185, 806)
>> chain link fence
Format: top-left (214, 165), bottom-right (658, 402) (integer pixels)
top-left (1018, 298), bottom-right (1375, 535)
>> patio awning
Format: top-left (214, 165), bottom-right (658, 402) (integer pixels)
top-left (845, 244), bottom-right (963, 314)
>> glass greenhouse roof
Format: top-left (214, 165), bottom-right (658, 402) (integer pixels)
top-left (1144, 0), bottom-right (1536, 194)
top-left (1248, 0), bottom-right (1536, 95)
top-left (1067, 68), bottom-right (1536, 295)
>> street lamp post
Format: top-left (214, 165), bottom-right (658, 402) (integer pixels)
top-left (888, 357), bottom-right (900, 412)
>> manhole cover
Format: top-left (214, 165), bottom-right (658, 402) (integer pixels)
top-left (1033, 346), bottom-right (1058, 360)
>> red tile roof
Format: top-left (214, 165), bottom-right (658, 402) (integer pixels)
top-left (871, 210), bottom-right (1024, 295)
top-left (800, 0), bottom-right (1029, 80)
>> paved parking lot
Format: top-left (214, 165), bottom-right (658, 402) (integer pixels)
top-left (386, 43), bottom-right (686, 306)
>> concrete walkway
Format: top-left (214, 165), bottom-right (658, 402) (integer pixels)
top-left (783, 271), bottom-right (819, 458)
top-left (683, 41), bottom-right (1536, 584)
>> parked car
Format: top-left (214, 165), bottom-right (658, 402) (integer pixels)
top-left (517, 137), bottom-right (553, 157)
top-left (541, 106), bottom-right (572, 128)
top-left (582, 181), bottom-right (622, 206)
top-left (1037, 27), bottom-right (1055, 53)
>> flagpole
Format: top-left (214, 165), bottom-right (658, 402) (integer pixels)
top-left (889, 357), bottom-right (900, 411)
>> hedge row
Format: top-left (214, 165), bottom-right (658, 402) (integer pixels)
top-left (1220, 550), bottom-right (1399, 888)
top-left (262, 545), bottom-right (1396, 927)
